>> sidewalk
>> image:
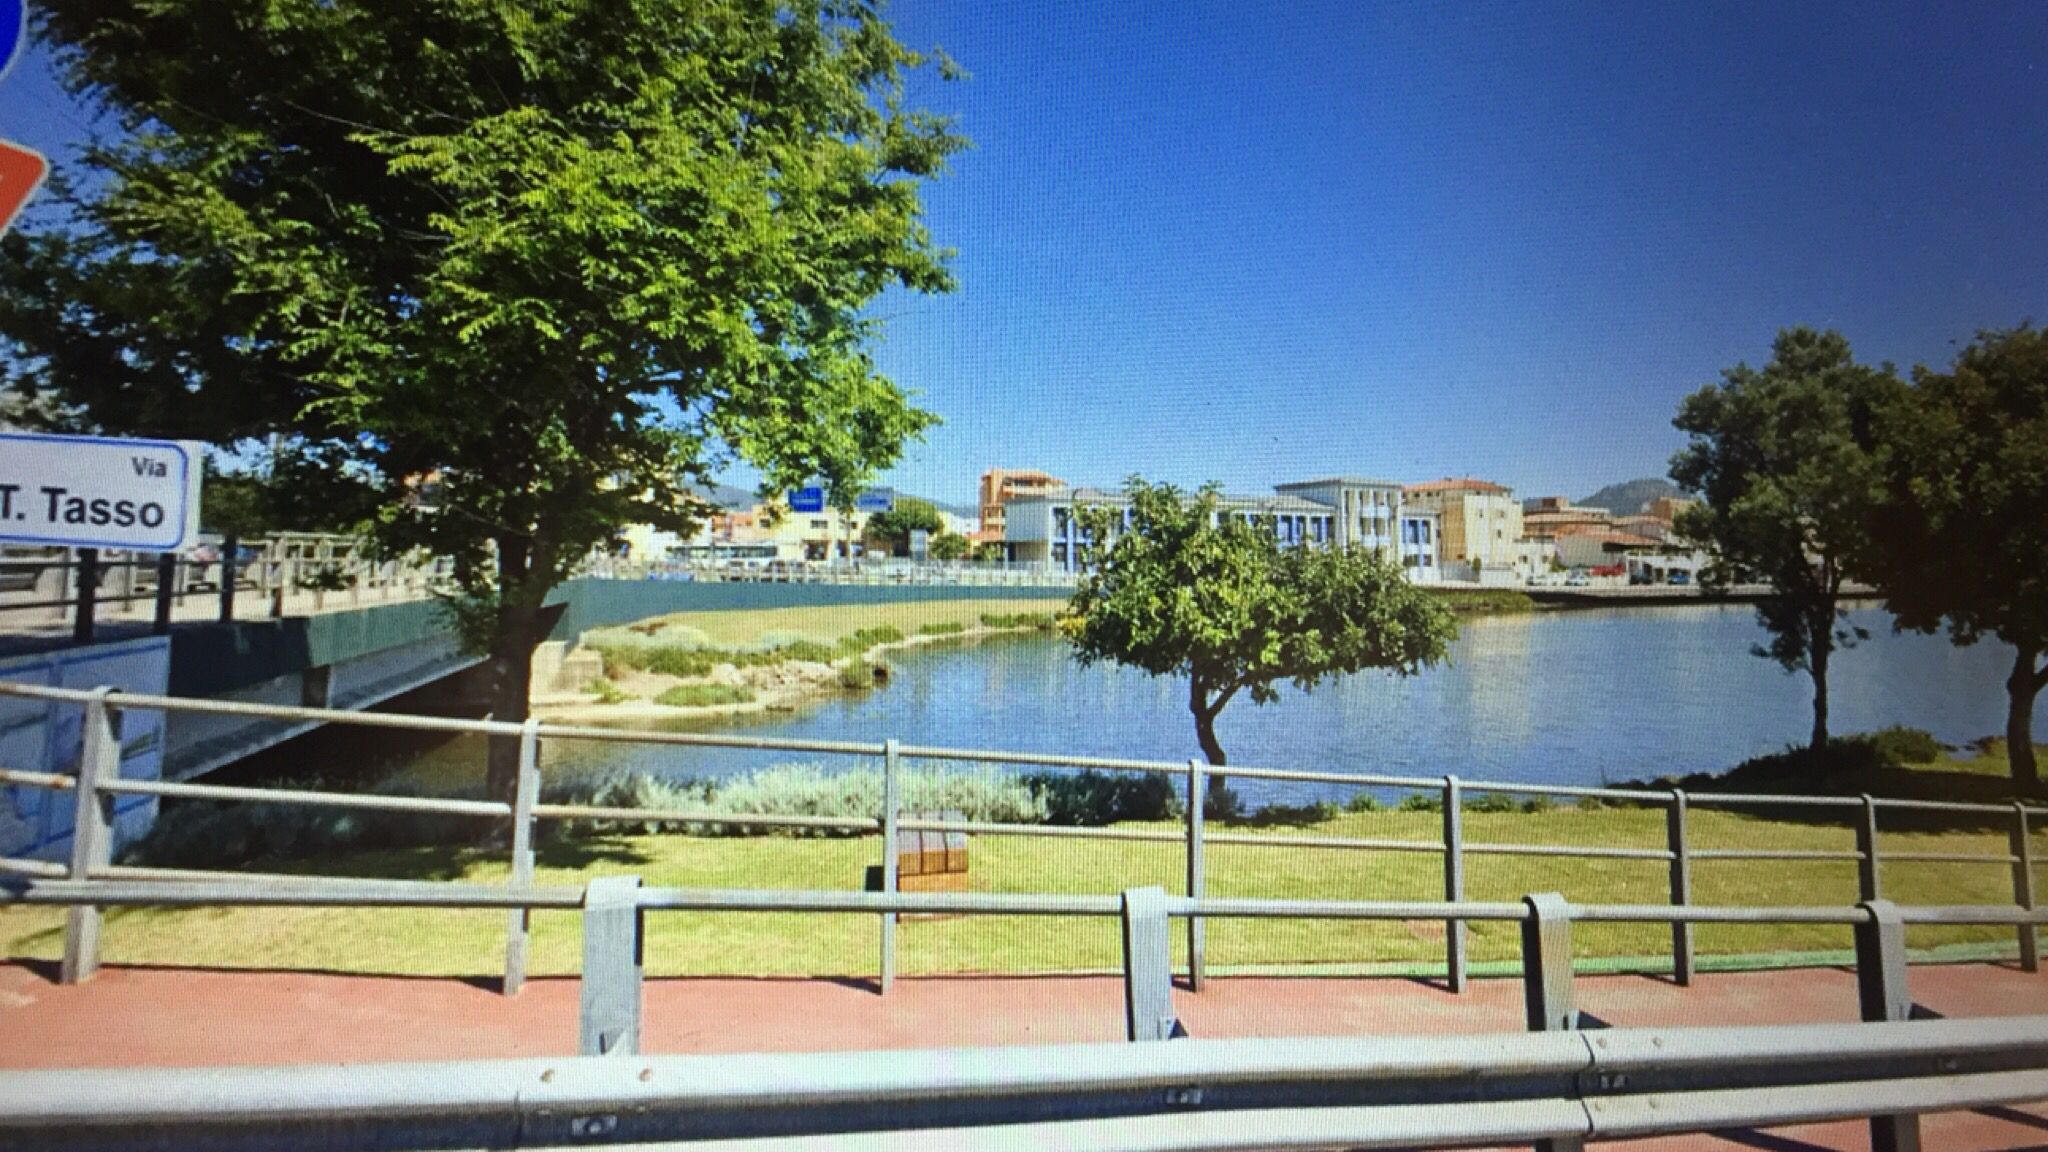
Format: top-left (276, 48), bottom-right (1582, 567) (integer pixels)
top-left (3, 960), bottom-right (2046, 1149)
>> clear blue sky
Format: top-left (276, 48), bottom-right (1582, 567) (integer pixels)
top-left (4, 3), bottom-right (2044, 507)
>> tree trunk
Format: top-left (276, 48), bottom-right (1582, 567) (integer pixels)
top-left (2008, 645), bottom-right (2044, 796)
top-left (1187, 679), bottom-right (1234, 816)
top-left (1808, 637), bottom-right (1831, 753)
top-left (485, 535), bottom-right (543, 805)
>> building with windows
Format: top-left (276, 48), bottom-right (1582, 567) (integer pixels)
top-left (1402, 478), bottom-right (1524, 570)
top-left (1520, 496), bottom-right (1613, 542)
top-left (975, 469), bottom-right (1066, 543)
top-left (1003, 477), bottom-right (1444, 578)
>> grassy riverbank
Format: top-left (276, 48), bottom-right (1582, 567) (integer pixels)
top-left (5, 743), bottom-right (2040, 980)
top-left (547, 598), bottom-right (1062, 720)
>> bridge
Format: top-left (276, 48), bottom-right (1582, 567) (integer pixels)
top-left (0, 541), bottom-right (1072, 861)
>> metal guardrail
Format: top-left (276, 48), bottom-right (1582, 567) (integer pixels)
top-left (0, 679), bottom-right (2043, 998)
top-left (0, 533), bottom-right (453, 640)
top-left (3, 872), bottom-right (2045, 1150)
top-left (2, 1015), bottom-right (2045, 1151)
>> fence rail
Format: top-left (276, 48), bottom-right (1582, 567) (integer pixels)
top-left (3, 871), bottom-right (2045, 1150)
top-left (0, 533), bottom-right (454, 641)
top-left (0, 678), bottom-right (2043, 996)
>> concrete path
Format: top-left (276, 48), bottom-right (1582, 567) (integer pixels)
top-left (3, 960), bottom-right (2046, 1149)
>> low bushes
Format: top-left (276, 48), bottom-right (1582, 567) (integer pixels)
top-left (574, 765), bottom-right (1046, 837)
top-left (654, 683), bottom-right (754, 708)
top-left (589, 624), bottom-right (910, 680)
top-left (978, 611), bottom-right (1058, 630)
top-left (1022, 768), bottom-right (1182, 825)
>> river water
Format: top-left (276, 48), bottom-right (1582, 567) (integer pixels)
top-left (365, 604), bottom-right (2043, 809)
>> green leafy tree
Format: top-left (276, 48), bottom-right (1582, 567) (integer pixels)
top-left (1860, 326), bottom-right (2048, 790)
top-left (1670, 328), bottom-right (1901, 753)
top-left (928, 531), bottom-right (970, 561)
top-left (1063, 478), bottom-right (1456, 788)
top-left (863, 497), bottom-right (945, 555)
top-left (0, 0), bottom-right (962, 799)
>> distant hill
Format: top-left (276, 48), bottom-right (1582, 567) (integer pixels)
top-left (1580, 477), bottom-right (1681, 516)
top-left (689, 483), bottom-right (761, 510)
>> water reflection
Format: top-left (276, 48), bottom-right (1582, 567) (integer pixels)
top-left (369, 606), bottom-right (2043, 808)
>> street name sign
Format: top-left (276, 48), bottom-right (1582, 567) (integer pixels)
top-left (787, 486), bottom-right (827, 514)
top-left (0, 432), bottom-right (204, 551)
top-left (854, 488), bottom-right (896, 513)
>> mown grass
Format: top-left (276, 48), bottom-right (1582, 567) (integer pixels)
top-left (1428, 587), bottom-right (1536, 614)
top-left (7, 762), bottom-right (2040, 979)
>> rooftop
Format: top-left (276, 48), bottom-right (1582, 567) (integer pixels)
top-left (1273, 477), bottom-right (1405, 491)
top-left (1404, 478), bottom-right (1513, 496)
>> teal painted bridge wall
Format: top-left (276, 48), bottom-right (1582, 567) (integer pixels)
top-left (542, 578), bottom-right (1071, 646)
top-left (170, 581), bottom-right (1072, 696)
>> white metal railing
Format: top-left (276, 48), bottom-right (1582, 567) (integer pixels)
top-left (3, 872), bottom-right (2046, 1151)
top-left (0, 679), bottom-right (2041, 997)
top-left (0, 533), bottom-right (454, 639)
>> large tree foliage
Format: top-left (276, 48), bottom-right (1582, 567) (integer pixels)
top-left (1859, 327), bottom-right (2048, 791)
top-left (1669, 328), bottom-right (1901, 753)
top-left (862, 496), bottom-right (943, 554)
top-left (1064, 478), bottom-right (1455, 780)
top-left (0, 0), bottom-right (962, 798)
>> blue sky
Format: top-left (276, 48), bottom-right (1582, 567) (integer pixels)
top-left (4, 3), bottom-right (2045, 507)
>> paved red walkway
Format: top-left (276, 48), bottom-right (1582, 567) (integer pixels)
top-left (4, 961), bottom-right (2048, 1149)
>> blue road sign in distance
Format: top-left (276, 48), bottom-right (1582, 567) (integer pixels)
top-left (787, 486), bottom-right (827, 514)
top-left (854, 488), bottom-right (895, 514)
top-left (0, 0), bottom-right (24, 83)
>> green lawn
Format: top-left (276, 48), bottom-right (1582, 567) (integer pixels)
top-left (5, 801), bottom-right (2038, 980)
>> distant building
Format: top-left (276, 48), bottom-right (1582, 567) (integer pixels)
top-left (1522, 498), bottom-right (1613, 542)
top-left (975, 469), bottom-right (1066, 543)
top-left (1645, 495), bottom-right (1698, 523)
top-left (1003, 477), bottom-right (1443, 579)
top-left (1402, 479), bottom-right (1524, 569)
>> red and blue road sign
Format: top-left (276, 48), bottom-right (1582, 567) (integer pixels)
top-left (0, 0), bottom-right (47, 237)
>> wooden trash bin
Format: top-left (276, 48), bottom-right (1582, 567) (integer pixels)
top-left (866, 810), bottom-right (969, 920)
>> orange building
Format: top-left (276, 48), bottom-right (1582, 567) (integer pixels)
top-left (975, 469), bottom-right (1065, 543)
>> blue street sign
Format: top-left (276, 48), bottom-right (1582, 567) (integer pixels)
top-left (0, 0), bottom-right (24, 83)
top-left (787, 486), bottom-right (826, 514)
top-left (854, 488), bottom-right (895, 514)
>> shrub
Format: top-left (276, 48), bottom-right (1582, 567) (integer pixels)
top-left (590, 679), bottom-right (631, 705)
top-left (1398, 793), bottom-right (1442, 813)
top-left (979, 611), bottom-right (1057, 630)
top-left (1023, 769), bottom-right (1182, 825)
top-left (1344, 793), bottom-right (1382, 813)
top-left (1520, 796), bottom-right (1556, 814)
top-left (654, 683), bottom-right (754, 708)
top-left (837, 661), bottom-right (885, 689)
top-left (1866, 726), bottom-right (1942, 765)
top-left (1462, 791), bottom-right (1518, 814)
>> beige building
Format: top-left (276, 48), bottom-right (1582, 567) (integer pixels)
top-left (1402, 479), bottom-right (1524, 569)
top-left (976, 469), bottom-right (1065, 543)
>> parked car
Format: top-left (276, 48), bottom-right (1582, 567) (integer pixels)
top-left (1563, 570), bottom-right (1590, 588)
